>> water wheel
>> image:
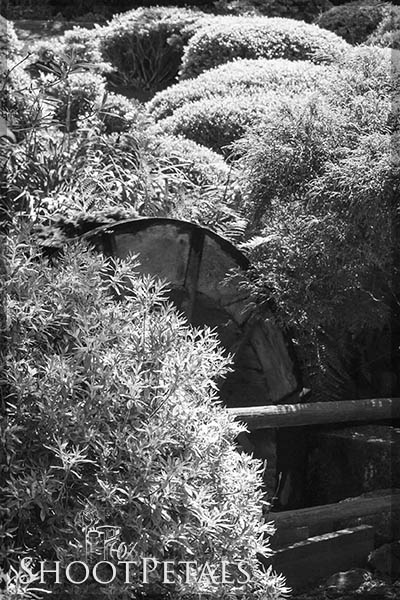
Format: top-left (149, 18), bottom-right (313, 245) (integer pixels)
top-left (85, 217), bottom-right (300, 408)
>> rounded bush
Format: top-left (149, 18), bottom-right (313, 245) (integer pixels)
top-left (213, 0), bottom-right (332, 22)
top-left (179, 16), bottom-right (349, 79)
top-left (97, 92), bottom-right (140, 133)
top-left (334, 45), bottom-right (400, 96)
top-left (366, 6), bottom-right (400, 49)
top-left (50, 71), bottom-right (107, 131)
top-left (0, 15), bottom-right (22, 67)
top-left (150, 134), bottom-right (233, 186)
top-left (156, 91), bottom-right (286, 155)
top-left (315, 0), bottom-right (391, 45)
top-left (62, 26), bottom-right (112, 73)
top-left (3, 238), bottom-right (289, 600)
top-left (97, 7), bottom-right (209, 95)
top-left (149, 58), bottom-right (340, 121)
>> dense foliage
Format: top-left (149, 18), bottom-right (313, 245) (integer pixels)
top-left (96, 7), bottom-right (209, 96)
top-left (179, 16), bottom-right (349, 79)
top-left (366, 5), bottom-right (400, 49)
top-left (148, 58), bottom-right (336, 121)
top-left (2, 237), bottom-right (288, 600)
top-left (154, 91), bottom-right (285, 155)
top-left (232, 47), bottom-right (400, 398)
top-left (315, 0), bottom-right (393, 45)
top-left (213, 0), bottom-right (332, 22)
top-left (2, 9), bottom-right (400, 598)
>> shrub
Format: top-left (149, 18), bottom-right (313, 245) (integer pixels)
top-left (212, 0), bottom-right (332, 22)
top-left (155, 91), bottom-right (286, 155)
top-left (2, 235), bottom-right (289, 600)
top-left (315, 0), bottom-right (392, 45)
top-left (234, 89), bottom-right (395, 226)
top-left (334, 45), bottom-right (400, 95)
top-left (148, 58), bottom-right (336, 120)
top-left (149, 134), bottom-right (233, 187)
top-left (0, 15), bottom-right (22, 66)
top-left (0, 61), bottom-right (44, 142)
top-left (179, 16), bottom-right (349, 79)
top-left (97, 7), bottom-right (209, 95)
top-left (28, 30), bottom-right (111, 80)
top-left (96, 92), bottom-right (140, 133)
top-left (49, 71), bottom-right (107, 132)
top-left (366, 6), bottom-right (400, 49)
top-left (238, 132), bottom-right (399, 399)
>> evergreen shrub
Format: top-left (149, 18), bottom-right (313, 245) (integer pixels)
top-left (212, 0), bottom-right (332, 22)
top-left (366, 6), bottom-right (400, 49)
top-left (315, 0), bottom-right (392, 44)
top-left (148, 58), bottom-right (335, 121)
top-left (96, 92), bottom-right (140, 133)
top-left (156, 91), bottom-right (285, 155)
top-left (97, 7), bottom-right (209, 94)
top-left (50, 71), bottom-right (107, 132)
top-left (179, 16), bottom-right (349, 79)
top-left (150, 134), bottom-right (233, 187)
top-left (2, 236), bottom-right (289, 600)
top-left (0, 15), bottom-right (22, 66)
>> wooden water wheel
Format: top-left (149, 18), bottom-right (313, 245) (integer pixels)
top-left (85, 217), bottom-right (300, 409)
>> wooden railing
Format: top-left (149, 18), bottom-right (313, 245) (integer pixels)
top-left (229, 397), bottom-right (400, 429)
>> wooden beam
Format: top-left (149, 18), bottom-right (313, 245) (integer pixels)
top-left (229, 397), bottom-right (400, 429)
top-left (270, 491), bottom-right (400, 534)
top-left (268, 525), bottom-right (375, 591)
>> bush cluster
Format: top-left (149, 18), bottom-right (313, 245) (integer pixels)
top-left (213, 0), bottom-right (332, 22)
top-left (155, 91), bottom-right (287, 155)
top-left (49, 71), bottom-right (107, 132)
top-left (315, 0), bottom-right (392, 45)
top-left (3, 237), bottom-right (288, 600)
top-left (0, 15), bottom-right (22, 65)
top-left (179, 15), bottom-right (349, 79)
top-left (231, 43), bottom-right (399, 398)
top-left (148, 58), bottom-right (335, 121)
top-left (97, 7), bottom-right (209, 95)
top-left (366, 5), bottom-right (400, 49)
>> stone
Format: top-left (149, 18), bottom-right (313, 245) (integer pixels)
top-left (368, 541), bottom-right (400, 577)
top-left (325, 568), bottom-right (370, 595)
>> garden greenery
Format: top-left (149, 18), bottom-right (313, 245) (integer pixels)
top-left (2, 10), bottom-right (400, 597)
top-left (148, 58), bottom-right (337, 121)
top-left (97, 7), bottom-right (209, 95)
top-left (2, 235), bottom-right (289, 600)
top-left (315, 0), bottom-right (393, 45)
top-left (179, 16), bottom-right (349, 79)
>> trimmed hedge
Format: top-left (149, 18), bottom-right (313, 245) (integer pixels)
top-left (148, 58), bottom-right (336, 121)
top-left (155, 90), bottom-right (288, 155)
top-left (213, 0), bottom-right (332, 22)
top-left (149, 134), bottom-right (233, 186)
top-left (366, 6), bottom-right (400, 49)
top-left (179, 16), bottom-right (349, 79)
top-left (97, 6), bottom-right (209, 94)
top-left (315, 0), bottom-right (392, 45)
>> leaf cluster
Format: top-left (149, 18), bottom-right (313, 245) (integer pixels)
top-left (2, 236), bottom-right (288, 600)
top-left (179, 15), bottom-right (349, 79)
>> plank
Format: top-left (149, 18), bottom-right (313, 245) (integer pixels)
top-left (267, 525), bottom-right (374, 590)
top-left (229, 397), bottom-right (400, 429)
top-left (269, 491), bottom-right (400, 537)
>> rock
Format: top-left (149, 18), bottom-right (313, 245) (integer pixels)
top-left (368, 541), bottom-right (400, 577)
top-left (325, 568), bottom-right (370, 596)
